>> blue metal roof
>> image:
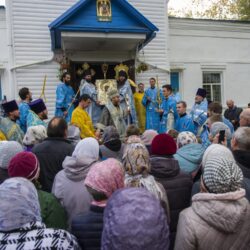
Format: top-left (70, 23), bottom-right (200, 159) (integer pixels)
top-left (49, 0), bottom-right (158, 51)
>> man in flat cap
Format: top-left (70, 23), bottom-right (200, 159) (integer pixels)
top-left (26, 99), bottom-right (48, 128)
top-left (0, 100), bottom-right (24, 144)
top-left (97, 89), bottom-right (128, 141)
top-left (190, 88), bottom-right (208, 135)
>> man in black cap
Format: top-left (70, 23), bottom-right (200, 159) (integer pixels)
top-left (0, 100), bottom-right (24, 144)
top-left (79, 69), bottom-right (102, 126)
top-left (190, 88), bottom-right (208, 134)
top-left (26, 99), bottom-right (48, 128)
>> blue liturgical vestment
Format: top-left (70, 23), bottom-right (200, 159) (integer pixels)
top-left (18, 101), bottom-right (30, 133)
top-left (80, 80), bottom-right (102, 126)
top-left (159, 95), bottom-right (178, 133)
top-left (26, 110), bottom-right (47, 129)
top-left (55, 83), bottom-right (75, 123)
top-left (175, 114), bottom-right (195, 133)
top-left (142, 87), bottom-right (162, 132)
top-left (118, 80), bottom-right (137, 126)
top-left (190, 99), bottom-right (208, 135)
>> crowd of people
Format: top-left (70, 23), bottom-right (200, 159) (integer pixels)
top-left (0, 69), bottom-right (250, 249)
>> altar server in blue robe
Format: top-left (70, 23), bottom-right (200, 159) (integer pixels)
top-left (55, 72), bottom-right (75, 123)
top-left (175, 101), bottom-right (195, 133)
top-left (80, 70), bottom-right (102, 126)
top-left (142, 78), bottom-right (162, 131)
top-left (158, 84), bottom-right (178, 133)
top-left (18, 87), bottom-right (32, 133)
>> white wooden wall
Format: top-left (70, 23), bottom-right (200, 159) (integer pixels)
top-left (6, 0), bottom-right (169, 116)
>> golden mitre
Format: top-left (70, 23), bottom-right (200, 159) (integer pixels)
top-left (114, 63), bottom-right (129, 80)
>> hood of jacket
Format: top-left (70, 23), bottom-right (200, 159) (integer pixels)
top-left (192, 189), bottom-right (248, 233)
top-left (174, 143), bottom-right (205, 173)
top-left (62, 155), bottom-right (98, 182)
top-left (150, 156), bottom-right (180, 178)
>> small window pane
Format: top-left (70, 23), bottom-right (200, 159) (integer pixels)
top-left (203, 84), bottom-right (212, 101)
top-left (213, 85), bottom-right (221, 102)
top-left (202, 72), bottom-right (222, 102)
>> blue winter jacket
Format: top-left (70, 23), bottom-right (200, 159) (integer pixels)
top-left (174, 143), bottom-right (205, 174)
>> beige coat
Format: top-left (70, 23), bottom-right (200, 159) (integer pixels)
top-left (174, 189), bottom-right (250, 250)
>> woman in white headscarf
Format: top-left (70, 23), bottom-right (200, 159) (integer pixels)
top-left (52, 137), bottom-right (100, 226)
top-left (0, 177), bottom-right (80, 249)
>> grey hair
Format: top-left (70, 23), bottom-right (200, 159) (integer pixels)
top-left (234, 127), bottom-right (250, 151)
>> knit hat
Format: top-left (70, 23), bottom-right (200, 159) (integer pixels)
top-left (151, 133), bottom-right (177, 155)
top-left (2, 100), bottom-right (19, 113)
top-left (8, 152), bottom-right (40, 181)
top-left (102, 188), bottom-right (170, 250)
top-left (196, 88), bottom-right (206, 98)
top-left (177, 131), bottom-right (198, 148)
top-left (29, 99), bottom-right (46, 114)
top-left (0, 141), bottom-right (23, 169)
top-left (108, 89), bottom-right (119, 100)
top-left (203, 155), bottom-right (243, 194)
top-left (210, 122), bottom-right (232, 140)
top-left (202, 144), bottom-right (233, 168)
top-left (23, 125), bottom-right (47, 146)
top-left (141, 130), bottom-right (158, 145)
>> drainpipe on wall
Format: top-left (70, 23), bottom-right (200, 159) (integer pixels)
top-left (5, 0), bottom-right (16, 99)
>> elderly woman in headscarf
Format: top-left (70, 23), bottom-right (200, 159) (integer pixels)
top-left (71, 158), bottom-right (125, 250)
top-left (0, 141), bottom-right (23, 184)
top-left (174, 131), bottom-right (205, 176)
top-left (141, 129), bottom-right (158, 154)
top-left (0, 178), bottom-right (80, 249)
top-left (175, 149), bottom-right (249, 250)
top-left (23, 125), bottom-right (47, 151)
top-left (122, 136), bottom-right (170, 221)
top-left (99, 126), bottom-right (125, 160)
top-left (102, 188), bottom-right (170, 250)
top-left (52, 137), bottom-right (99, 226)
top-left (8, 151), bottom-right (67, 230)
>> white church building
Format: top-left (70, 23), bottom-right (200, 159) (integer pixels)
top-left (0, 0), bottom-right (250, 115)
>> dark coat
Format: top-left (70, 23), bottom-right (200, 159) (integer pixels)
top-left (150, 155), bottom-right (193, 250)
top-left (71, 205), bottom-right (104, 250)
top-left (233, 150), bottom-right (250, 201)
top-left (233, 150), bottom-right (250, 178)
top-left (224, 106), bottom-right (242, 130)
top-left (32, 138), bottom-right (74, 192)
top-left (0, 168), bottom-right (8, 185)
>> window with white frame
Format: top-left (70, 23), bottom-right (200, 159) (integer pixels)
top-left (202, 72), bottom-right (222, 102)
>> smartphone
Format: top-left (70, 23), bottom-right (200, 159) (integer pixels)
top-left (218, 130), bottom-right (225, 144)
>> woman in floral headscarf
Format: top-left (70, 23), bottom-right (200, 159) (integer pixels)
top-left (71, 158), bottom-right (125, 250)
top-left (122, 137), bottom-right (170, 220)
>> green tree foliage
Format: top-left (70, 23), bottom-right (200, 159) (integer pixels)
top-left (168, 0), bottom-right (250, 20)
